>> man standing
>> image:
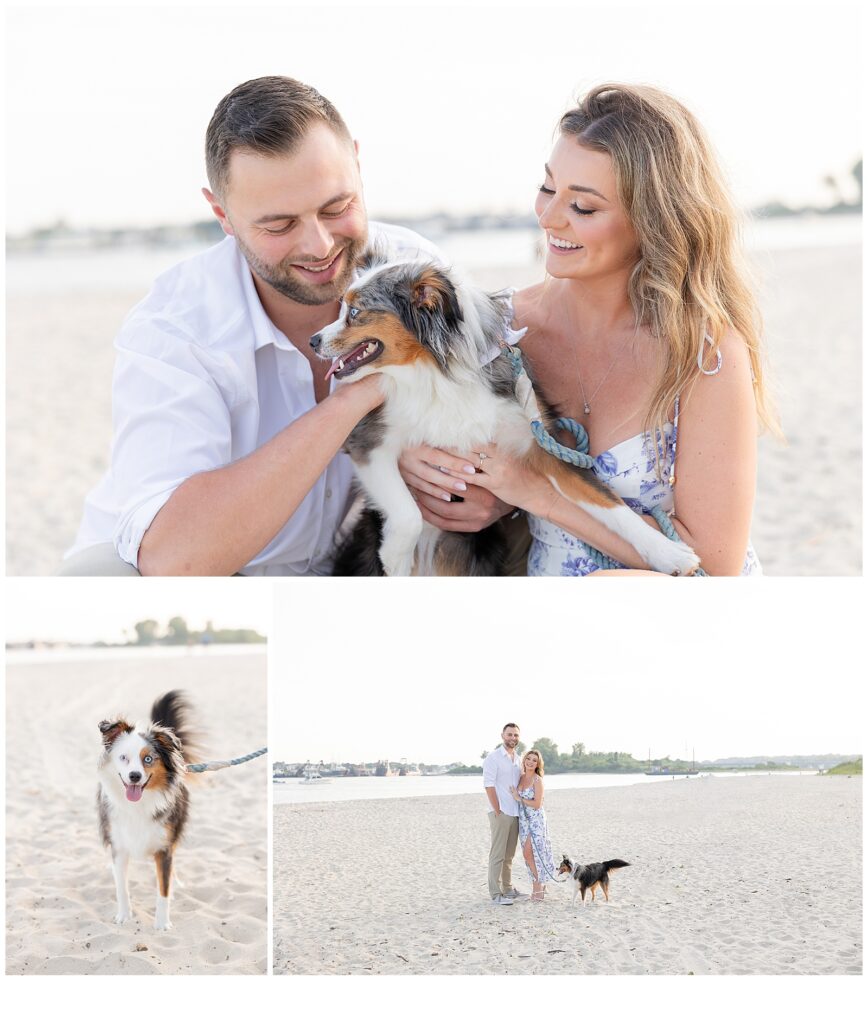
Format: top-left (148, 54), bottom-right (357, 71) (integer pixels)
top-left (483, 722), bottom-right (526, 905)
top-left (61, 76), bottom-right (505, 576)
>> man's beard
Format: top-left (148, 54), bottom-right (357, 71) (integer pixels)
top-left (237, 233), bottom-right (367, 306)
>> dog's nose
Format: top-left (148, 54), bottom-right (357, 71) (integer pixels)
top-left (128, 771), bottom-right (142, 783)
top-left (310, 333), bottom-right (321, 351)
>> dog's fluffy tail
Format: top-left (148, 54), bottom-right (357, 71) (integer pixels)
top-left (604, 859), bottom-right (630, 871)
top-left (150, 690), bottom-right (201, 761)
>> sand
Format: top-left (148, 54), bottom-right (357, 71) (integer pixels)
top-left (5, 650), bottom-right (268, 975)
top-left (5, 242), bottom-right (861, 575)
top-left (273, 774), bottom-right (862, 975)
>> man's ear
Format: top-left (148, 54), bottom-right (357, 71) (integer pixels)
top-left (202, 187), bottom-right (234, 237)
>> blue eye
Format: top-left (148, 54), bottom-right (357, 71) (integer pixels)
top-left (144, 755), bottom-right (153, 764)
top-left (349, 307), bottom-right (360, 319)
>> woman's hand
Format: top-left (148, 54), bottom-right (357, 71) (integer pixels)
top-left (398, 445), bottom-right (513, 531)
top-left (509, 785), bottom-right (519, 799)
top-left (457, 443), bottom-right (557, 518)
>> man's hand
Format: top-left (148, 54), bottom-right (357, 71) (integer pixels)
top-left (398, 445), bottom-right (513, 532)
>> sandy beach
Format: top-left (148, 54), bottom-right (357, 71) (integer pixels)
top-left (5, 649), bottom-right (267, 975)
top-left (6, 236), bottom-right (862, 575)
top-left (273, 774), bottom-right (862, 975)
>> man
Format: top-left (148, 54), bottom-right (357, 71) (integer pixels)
top-left (482, 722), bottom-right (527, 905)
top-left (60, 76), bottom-right (506, 575)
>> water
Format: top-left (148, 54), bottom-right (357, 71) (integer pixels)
top-left (273, 769), bottom-right (818, 805)
top-left (5, 643), bottom-right (265, 666)
top-left (6, 215), bottom-right (861, 296)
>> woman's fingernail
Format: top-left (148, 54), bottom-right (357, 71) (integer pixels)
top-left (441, 492), bottom-right (452, 502)
top-left (463, 465), bottom-right (476, 474)
top-left (453, 480), bottom-right (467, 491)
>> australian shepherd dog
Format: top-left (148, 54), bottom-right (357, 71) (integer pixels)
top-left (311, 249), bottom-right (700, 577)
top-left (557, 855), bottom-right (631, 905)
top-left (97, 690), bottom-right (198, 931)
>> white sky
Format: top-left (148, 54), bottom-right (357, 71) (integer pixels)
top-left (4, 579), bottom-right (272, 644)
top-left (5, 1), bottom-right (863, 234)
top-left (272, 579), bottom-right (865, 764)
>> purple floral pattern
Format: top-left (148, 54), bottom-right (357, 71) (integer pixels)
top-left (517, 784), bottom-right (556, 886)
top-left (527, 426), bottom-right (762, 576)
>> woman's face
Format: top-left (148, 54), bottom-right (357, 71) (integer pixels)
top-left (535, 134), bottom-right (640, 281)
top-left (524, 753), bottom-right (539, 773)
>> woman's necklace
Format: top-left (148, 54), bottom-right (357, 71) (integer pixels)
top-left (574, 328), bottom-right (636, 416)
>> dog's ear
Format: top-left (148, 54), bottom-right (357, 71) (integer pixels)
top-left (98, 719), bottom-right (132, 748)
top-left (409, 267), bottom-right (461, 324)
top-left (151, 728), bottom-right (182, 754)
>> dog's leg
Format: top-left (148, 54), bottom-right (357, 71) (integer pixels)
top-left (153, 848), bottom-right (174, 931)
top-left (355, 453), bottom-right (424, 577)
top-left (601, 878), bottom-right (610, 901)
top-left (112, 849), bottom-right (133, 924)
top-left (529, 448), bottom-right (700, 575)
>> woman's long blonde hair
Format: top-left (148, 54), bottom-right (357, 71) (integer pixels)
top-left (558, 84), bottom-right (780, 441)
top-left (522, 749), bottom-right (545, 777)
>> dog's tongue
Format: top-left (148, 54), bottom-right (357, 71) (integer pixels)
top-left (324, 341), bottom-right (370, 381)
top-left (124, 783), bottom-right (143, 802)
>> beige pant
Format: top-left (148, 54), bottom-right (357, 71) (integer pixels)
top-left (488, 811), bottom-right (519, 899)
top-left (55, 543), bottom-right (140, 576)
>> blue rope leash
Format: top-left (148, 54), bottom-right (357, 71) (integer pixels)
top-left (517, 795), bottom-right (565, 885)
top-left (185, 747), bottom-right (267, 773)
top-left (506, 345), bottom-right (707, 576)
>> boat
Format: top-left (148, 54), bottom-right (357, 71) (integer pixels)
top-left (299, 764), bottom-right (331, 784)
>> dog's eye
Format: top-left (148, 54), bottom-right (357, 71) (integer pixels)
top-left (143, 755), bottom-right (153, 765)
top-left (348, 307), bottom-right (360, 319)
top-left (119, 754), bottom-right (127, 763)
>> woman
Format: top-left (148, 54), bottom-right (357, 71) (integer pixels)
top-left (401, 84), bottom-right (779, 575)
top-left (509, 749), bottom-right (555, 901)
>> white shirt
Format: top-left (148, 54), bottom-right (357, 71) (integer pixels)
top-left (68, 222), bottom-right (444, 575)
top-left (482, 745), bottom-right (521, 816)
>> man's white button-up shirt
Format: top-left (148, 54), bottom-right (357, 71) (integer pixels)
top-left (482, 745), bottom-right (521, 816)
top-left (68, 223), bottom-right (443, 575)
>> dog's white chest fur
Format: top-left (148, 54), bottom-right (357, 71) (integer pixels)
top-left (381, 362), bottom-right (529, 453)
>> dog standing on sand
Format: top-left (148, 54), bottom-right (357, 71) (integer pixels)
top-left (557, 854), bottom-right (631, 905)
top-left (96, 691), bottom-right (198, 931)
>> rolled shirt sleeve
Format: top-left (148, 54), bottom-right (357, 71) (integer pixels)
top-left (110, 322), bottom-right (244, 568)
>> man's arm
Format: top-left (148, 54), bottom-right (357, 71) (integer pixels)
top-left (482, 755), bottom-right (501, 814)
top-left (484, 786), bottom-right (501, 815)
top-left (138, 379), bottom-right (382, 575)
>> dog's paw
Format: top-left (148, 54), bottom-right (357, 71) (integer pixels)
top-left (643, 534), bottom-right (700, 576)
top-left (379, 543), bottom-right (415, 578)
top-left (154, 919), bottom-right (173, 932)
top-left (113, 909), bottom-right (135, 925)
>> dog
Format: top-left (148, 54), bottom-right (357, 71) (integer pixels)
top-left (557, 854), bottom-right (631, 905)
top-left (97, 690), bottom-right (198, 930)
top-left (310, 249), bottom-right (700, 577)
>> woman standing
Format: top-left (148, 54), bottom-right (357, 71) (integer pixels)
top-left (510, 749), bottom-right (556, 901)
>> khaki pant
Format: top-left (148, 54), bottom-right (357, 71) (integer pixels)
top-left (55, 543), bottom-right (140, 576)
top-left (488, 811), bottom-right (519, 899)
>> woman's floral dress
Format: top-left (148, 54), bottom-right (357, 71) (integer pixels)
top-left (517, 781), bottom-right (556, 886)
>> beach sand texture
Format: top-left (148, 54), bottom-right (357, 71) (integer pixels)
top-left (273, 775), bottom-right (862, 975)
top-left (6, 242), bottom-right (861, 575)
top-left (5, 651), bottom-right (267, 975)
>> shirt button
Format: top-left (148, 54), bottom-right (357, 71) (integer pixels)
top-left (325, 489), bottom-right (332, 500)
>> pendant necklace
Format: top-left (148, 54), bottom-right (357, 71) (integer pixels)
top-left (575, 328), bottom-right (635, 415)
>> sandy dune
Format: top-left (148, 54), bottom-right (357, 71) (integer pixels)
top-left (273, 774), bottom-right (861, 975)
top-left (5, 650), bottom-right (268, 975)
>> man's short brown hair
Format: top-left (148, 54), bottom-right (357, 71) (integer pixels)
top-left (502, 722), bottom-right (519, 732)
top-left (205, 76), bottom-right (352, 199)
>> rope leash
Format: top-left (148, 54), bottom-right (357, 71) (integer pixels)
top-left (185, 747), bottom-right (267, 773)
top-left (517, 797), bottom-right (565, 886)
top-left (506, 345), bottom-right (708, 576)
